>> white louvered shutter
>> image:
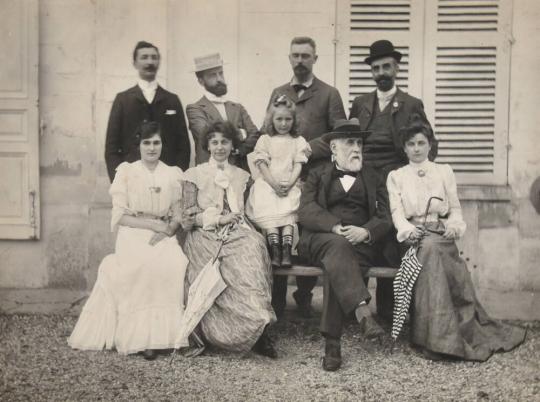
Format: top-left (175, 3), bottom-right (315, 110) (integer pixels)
top-left (422, 0), bottom-right (513, 184)
top-left (336, 0), bottom-right (426, 110)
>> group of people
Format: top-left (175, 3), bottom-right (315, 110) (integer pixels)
top-left (68, 37), bottom-right (525, 371)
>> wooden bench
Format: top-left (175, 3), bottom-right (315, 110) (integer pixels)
top-left (273, 265), bottom-right (398, 278)
top-left (273, 264), bottom-right (397, 317)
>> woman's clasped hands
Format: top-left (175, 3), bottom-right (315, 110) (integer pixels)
top-left (405, 225), bottom-right (426, 246)
top-left (218, 212), bottom-right (243, 226)
top-left (270, 179), bottom-right (293, 198)
top-left (148, 219), bottom-right (174, 246)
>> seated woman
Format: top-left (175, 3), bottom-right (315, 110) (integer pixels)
top-left (386, 122), bottom-right (526, 361)
top-left (68, 122), bottom-right (189, 360)
top-left (182, 121), bottom-right (277, 358)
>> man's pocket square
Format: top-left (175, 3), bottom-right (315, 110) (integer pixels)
top-left (165, 110), bottom-right (177, 115)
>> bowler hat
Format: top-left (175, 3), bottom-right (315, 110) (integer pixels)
top-left (364, 40), bottom-right (402, 65)
top-left (321, 118), bottom-right (371, 143)
top-left (194, 53), bottom-right (224, 73)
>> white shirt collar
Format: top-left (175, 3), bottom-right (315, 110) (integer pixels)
top-left (138, 79), bottom-right (158, 91)
top-left (290, 75), bottom-right (314, 88)
top-left (204, 90), bottom-right (228, 104)
top-left (376, 85), bottom-right (397, 100)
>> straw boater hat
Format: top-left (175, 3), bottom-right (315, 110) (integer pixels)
top-left (321, 118), bottom-right (371, 143)
top-left (364, 40), bottom-right (402, 65)
top-left (193, 53), bottom-right (224, 72)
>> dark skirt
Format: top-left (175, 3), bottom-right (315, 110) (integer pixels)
top-left (410, 231), bottom-right (526, 361)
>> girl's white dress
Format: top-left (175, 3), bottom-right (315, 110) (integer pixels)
top-left (68, 161), bottom-right (189, 354)
top-left (246, 134), bottom-right (310, 229)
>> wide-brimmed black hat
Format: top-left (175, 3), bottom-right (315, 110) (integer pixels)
top-left (321, 118), bottom-right (371, 143)
top-left (364, 40), bottom-right (402, 65)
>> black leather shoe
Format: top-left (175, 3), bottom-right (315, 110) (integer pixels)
top-left (355, 305), bottom-right (385, 340)
top-left (281, 244), bottom-right (292, 268)
top-left (142, 349), bottom-right (158, 361)
top-left (253, 333), bottom-right (278, 359)
top-left (270, 244), bottom-right (281, 268)
top-left (293, 291), bottom-right (314, 319)
top-left (322, 339), bottom-right (342, 371)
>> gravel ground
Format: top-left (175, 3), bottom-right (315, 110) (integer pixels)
top-left (0, 314), bottom-right (538, 402)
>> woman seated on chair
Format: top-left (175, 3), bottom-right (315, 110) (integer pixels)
top-left (386, 121), bottom-right (526, 361)
top-left (181, 121), bottom-right (277, 358)
top-left (69, 121), bottom-right (189, 360)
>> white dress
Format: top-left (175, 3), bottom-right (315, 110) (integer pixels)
top-left (246, 134), bottom-right (310, 229)
top-left (68, 161), bottom-right (189, 354)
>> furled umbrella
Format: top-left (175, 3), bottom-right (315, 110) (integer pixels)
top-left (170, 226), bottom-right (231, 361)
top-left (391, 196), bottom-right (443, 340)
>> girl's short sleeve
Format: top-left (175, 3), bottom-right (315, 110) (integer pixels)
top-left (293, 136), bottom-right (311, 164)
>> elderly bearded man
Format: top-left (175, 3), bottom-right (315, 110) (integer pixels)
top-left (297, 119), bottom-right (392, 371)
top-left (310, 39), bottom-right (437, 321)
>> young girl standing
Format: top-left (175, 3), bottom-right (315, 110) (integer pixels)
top-left (246, 96), bottom-right (310, 268)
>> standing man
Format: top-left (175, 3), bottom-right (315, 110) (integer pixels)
top-left (105, 41), bottom-right (191, 181)
top-left (267, 36), bottom-right (347, 318)
top-left (311, 39), bottom-right (437, 321)
top-left (297, 119), bottom-right (391, 371)
top-left (187, 53), bottom-right (260, 168)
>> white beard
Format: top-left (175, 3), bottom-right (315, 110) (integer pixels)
top-left (335, 155), bottom-right (363, 172)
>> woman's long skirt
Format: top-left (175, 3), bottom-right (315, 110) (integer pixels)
top-left (183, 226), bottom-right (276, 352)
top-left (68, 226), bottom-right (189, 354)
top-left (410, 231), bottom-right (526, 361)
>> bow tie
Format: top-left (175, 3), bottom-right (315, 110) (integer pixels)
top-left (292, 84), bottom-right (307, 93)
top-left (332, 168), bottom-right (357, 179)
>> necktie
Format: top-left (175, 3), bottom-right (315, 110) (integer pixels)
top-left (292, 84), bottom-right (307, 93)
top-left (332, 168), bottom-right (357, 179)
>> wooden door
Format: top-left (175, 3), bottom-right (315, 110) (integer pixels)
top-left (0, 0), bottom-right (40, 239)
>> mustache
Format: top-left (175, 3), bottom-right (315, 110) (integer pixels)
top-left (375, 75), bottom-right (392, 83)
top-left (294, 64), bottom-right (308, 72)
top-left (144, 65), bottom-right (157, 71)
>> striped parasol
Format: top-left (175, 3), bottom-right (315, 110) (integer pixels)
top-left (391, 245), bottom-right (423, 340)
top-left (391, 196), bottom-right (443, 340)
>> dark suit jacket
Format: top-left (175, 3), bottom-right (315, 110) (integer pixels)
top-left (310, 88), bottom-right (437, 163)
top-left (186, 96), bottom-right (259, 165)
top-left (104, 85), bottom-right (190, 181)
top-left (297, 162), bottom-right (393, 263)
top-left (267, 77), bottom-right (346, 142)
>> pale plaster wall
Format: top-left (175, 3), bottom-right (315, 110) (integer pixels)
top-left (0, 0), bottom-right (539, 319)
top-left (0, 0), bottom-right (169, 289)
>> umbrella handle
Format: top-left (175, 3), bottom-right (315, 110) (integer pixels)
top-left (422, 196), bottom-right (444, 227)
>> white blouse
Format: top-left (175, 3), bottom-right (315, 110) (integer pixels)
top-left (386, 161), bottom-right (466, 242)
top-left (109, 161), bottom-right (183, 231)
top-left (183, 159), bottom-right (250, 230)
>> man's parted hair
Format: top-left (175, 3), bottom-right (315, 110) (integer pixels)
top-left (290, 36), bottom-right (317, 53)
top-left (132, 41), bottom-right (160, 61)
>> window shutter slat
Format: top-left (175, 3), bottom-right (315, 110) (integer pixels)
top-left (350, 0), bottom-right (411, 31)
top-left (437, 0), bottom-right (499, 31)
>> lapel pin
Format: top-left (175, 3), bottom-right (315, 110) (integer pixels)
top-left (393, 101), bottom-right (399, 108)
